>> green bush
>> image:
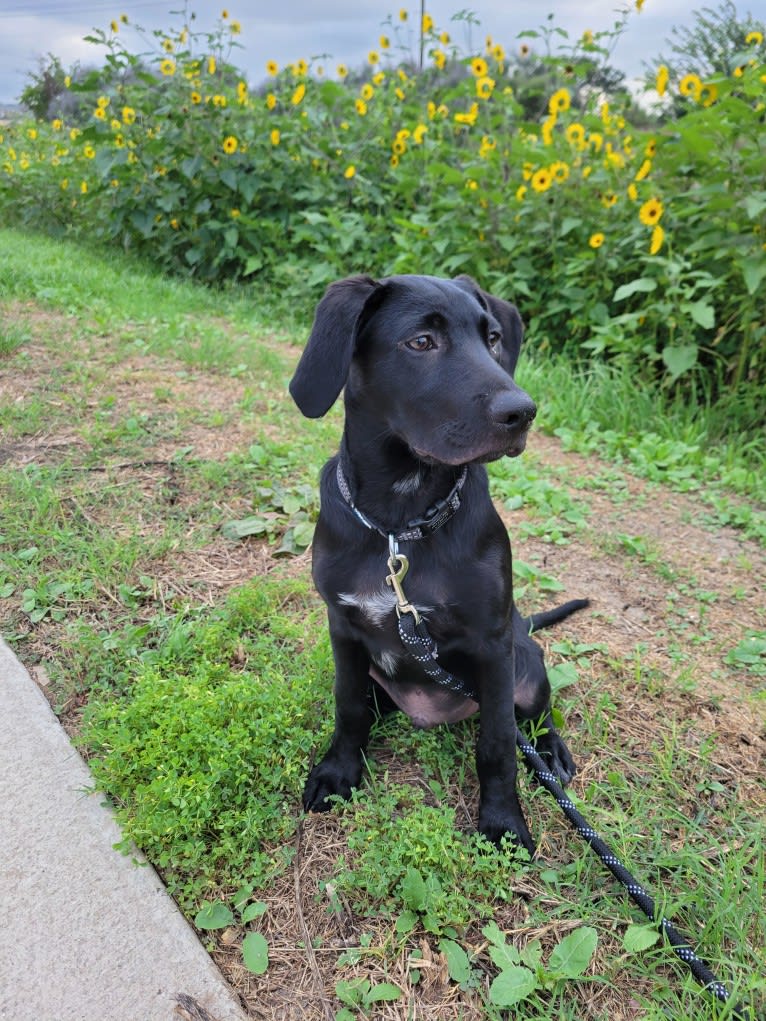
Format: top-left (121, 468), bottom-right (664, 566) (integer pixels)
top-left (1, 5), bottom-right (764, 397)
top-left (82, 579), bottom-right (332, 904)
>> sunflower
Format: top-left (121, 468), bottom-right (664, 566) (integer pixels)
top-left (222, 135), bottom-right (238, 154)
top-left (361, 83), bottom-right (374, 101)
top-left (601, 191), bottom-right (618, 208)
top-left (291, 83), bottom-right (306, 105)
top-left (635, 159), bottom-right (651, 181)
top-left (679, 73), bottom-right (702, 100)
top-left (548, 88), bottom-right (571, 114)
top-left (266, 60), bottom-right (279, 76)
top-left (655, 65), bottom-right (669, 96)
top-left (589, 233), bottom-right (605, 249)
top-left (565, 123), bottom-right (586, 148)
top-left (344, 165), bottom-right (356, 179)
top-left (551, 160), bottom-right (569, 183)
top-left (270, 129), bottom-right (280, 146)
top-left (639, 197), bottom-right (663, 225)
top-left (476, 76), bottom-right (494, 99)
top-left (160, 58), bottom-right (176, 76)
top-left (650, 225), bottom-right (665, 255)
top-left (355, 99), bottom-right (367, 116)
top-left (470, 57), bottom-right (489, 77)
top-left (531, 168), bottom-right (552, 192)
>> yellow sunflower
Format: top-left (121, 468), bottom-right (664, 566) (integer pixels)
top-left (639, 197), bottom-right (663, 225)
top-left (549, 88), bottom-right (571, 114)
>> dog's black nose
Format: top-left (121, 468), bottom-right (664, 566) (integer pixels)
top-left (488, 390), bottom-right (537, 430)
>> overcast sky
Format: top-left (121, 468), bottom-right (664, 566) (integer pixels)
top-left (1, 0), bottom-right (765, 105)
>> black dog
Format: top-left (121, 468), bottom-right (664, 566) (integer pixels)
top-left (290, 274), bottom-right (586, 854)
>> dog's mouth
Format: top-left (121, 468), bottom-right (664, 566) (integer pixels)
top-left (413, 429), bottom-right (529, 466)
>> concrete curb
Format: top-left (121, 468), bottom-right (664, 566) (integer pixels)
top-left (0, 639), bottom-right (248, 1021)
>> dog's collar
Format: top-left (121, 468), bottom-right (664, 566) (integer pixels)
top-left (336, 460), bottom-right (468, 543)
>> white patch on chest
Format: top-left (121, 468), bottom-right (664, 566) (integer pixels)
top-left (371, 650), bottom-right (400, 677)
top-left (338, 585), bottom-right (397, 626)
top-left (337, 585), bottom-right (434, 628)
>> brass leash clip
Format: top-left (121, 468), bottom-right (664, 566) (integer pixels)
top-left (386, 552), bottom-right (421, 623)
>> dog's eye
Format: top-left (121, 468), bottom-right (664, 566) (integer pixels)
top-left (488, 331), bottom-right (502, 355)
top-left (405, 335), bottom-right (435, 352)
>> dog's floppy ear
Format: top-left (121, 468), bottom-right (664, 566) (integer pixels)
top-left (453, 274), bottom-right (525, 375)
top-left (289, 275), bottom-right (379, 418)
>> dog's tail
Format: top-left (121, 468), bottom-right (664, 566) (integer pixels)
top-left (526, 598), bottom-right (590, 634)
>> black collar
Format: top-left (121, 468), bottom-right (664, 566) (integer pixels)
top-left (336, 460), bottom-right (468, 543)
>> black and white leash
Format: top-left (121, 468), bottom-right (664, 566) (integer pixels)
top-left (336, 462), bottom-right (746, 1013)
top-left (396, 606), bottom-right (745, 1015)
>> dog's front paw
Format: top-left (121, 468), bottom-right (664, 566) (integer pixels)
top-left (478, 804), bottom-right (536, 857)
top-left (303, 755), bottom-right (362, 812)
top-left (535, 729), bottom-right (577, 787)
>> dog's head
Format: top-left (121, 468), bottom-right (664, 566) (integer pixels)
top-left (289, 273), bottom-right (536, 465)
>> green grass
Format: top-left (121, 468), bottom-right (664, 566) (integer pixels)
top-left (1, 229), bottom-right (764, 1018)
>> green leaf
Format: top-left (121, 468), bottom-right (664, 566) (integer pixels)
top-left (0, 583), bottom-right (14, 598)
top-left (367, 983), bottom-right (402, 1003)
top-left (622, 923), bottom-right (660, 953)
top-left (662, 344), bottom-right (698, 380)
top-left (241, 900), bottom-right (268, 924)
top-left (439, 939), bottom-right (472, 984)
top-left (488, 965), bottom-right (537, 1006)
top-left (335, 980), bottom-right (367, 1006)
top-left (242, 931), bottom-right (269, 975)
top-left (222, 516), bottom-right (268, 540)
top-left (684, 300), bottom-right (715, 330)
top-left (741, 257), bottom-right (766, 296)
top-left (559, 216), bottom-right (581, 237)
top-left (548, 926), bottom-right (598, 978)
top-left (194, 901), bottom-right (234, 930)
top-left (547, 661), bottom-right (579, 694)
top-left (482, 922), bottom-right (521, 971)
top-left (743, 193), bottom-right (766, 220)
top-left (400, 867), bottom-right (428, 912)
top-left (613, 278), bottom-right (657, 301)
top-left (395, 909), bottom-right (418, 934)
top-left (220, 168), bottom-right (238, 190)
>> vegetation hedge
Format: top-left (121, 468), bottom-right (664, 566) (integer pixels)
top-left (1, 5), bottom-right (764, 400)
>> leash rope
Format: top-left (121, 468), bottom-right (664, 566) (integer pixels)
top-left (396, 604), bottom-right (743, 1014)
top-left (335, 461), bottom-right (744, 1011)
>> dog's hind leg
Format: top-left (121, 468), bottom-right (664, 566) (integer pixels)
top-left (512, 612), bottom-right (577, 786)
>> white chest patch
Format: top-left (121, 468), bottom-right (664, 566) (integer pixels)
top-left (338, 585), bottom-right (397, 626)
top-left (338, 586), bottom-right (434, 627)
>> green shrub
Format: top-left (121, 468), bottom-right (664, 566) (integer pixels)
top-left (82, 579), bottom-right (332, 904)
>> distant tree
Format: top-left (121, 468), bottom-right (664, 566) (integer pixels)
top-left (19, 54), bottom-right (69, 118)
top-left (648, 0), bottom-right (765, 78)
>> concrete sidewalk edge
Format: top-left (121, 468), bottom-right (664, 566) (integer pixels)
top-left (0, 638), bottom-right (248, 1021)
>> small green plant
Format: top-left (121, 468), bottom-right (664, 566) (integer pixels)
top-left (334, 978), bottom-right (402, 1019)
top-left (726, 632), bottom-right (766, 677)
top-left (194, 893), bottom-right (269, 975)
top-left (482, 921), bottom-right (599, 1007)
top-left (222, 479), bottom-right (316, 554)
